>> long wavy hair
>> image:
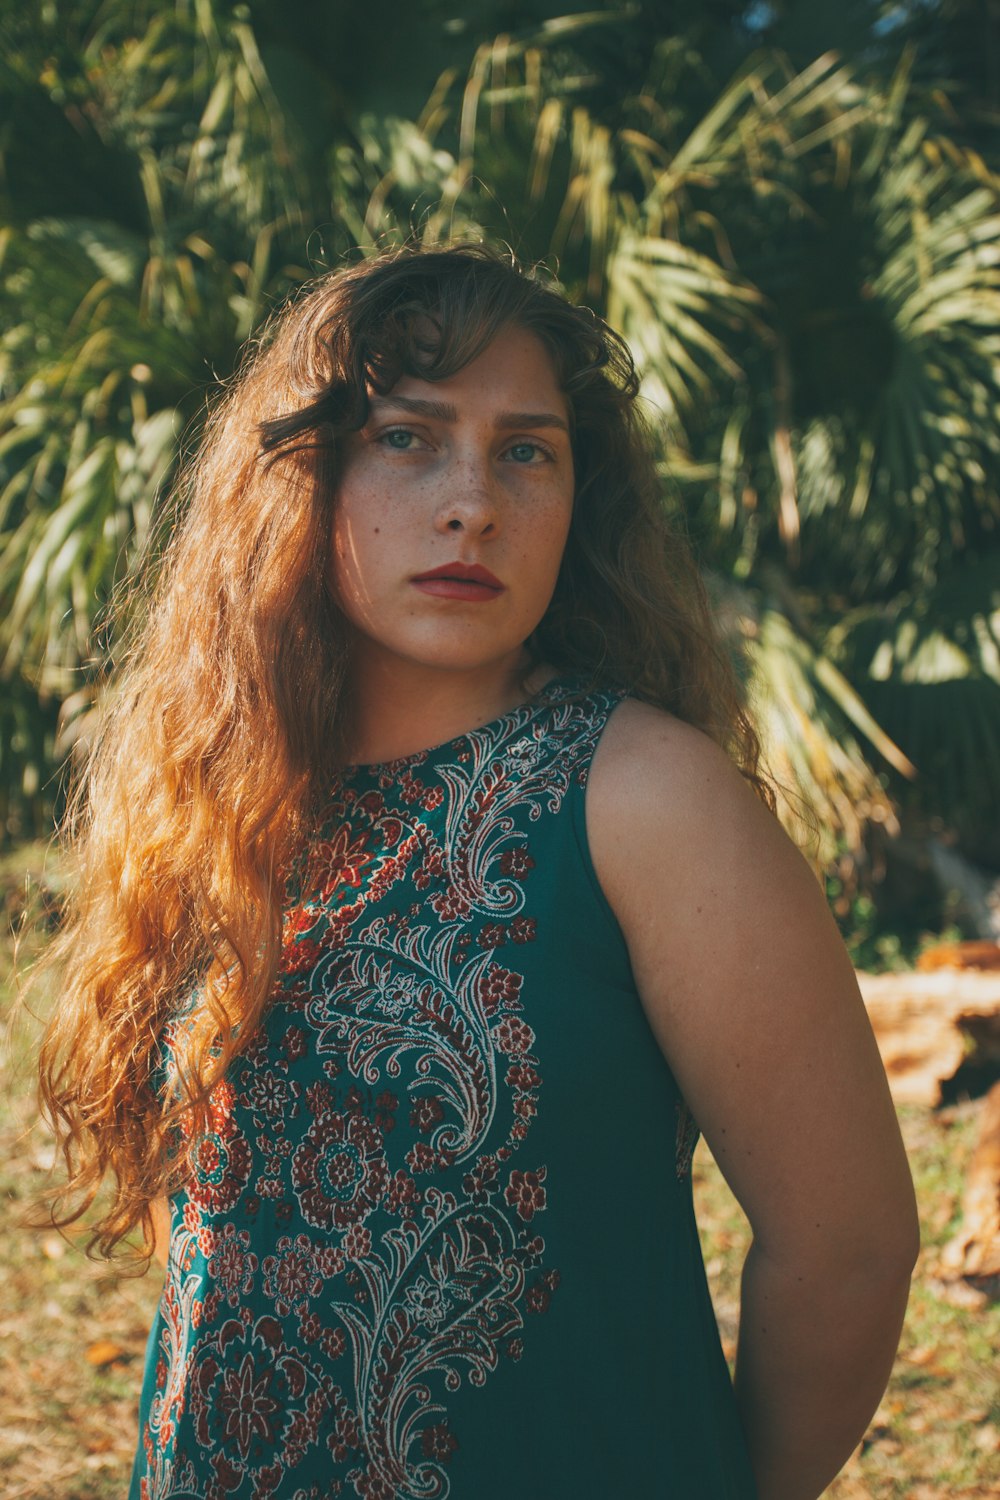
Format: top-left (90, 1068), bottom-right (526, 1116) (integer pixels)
top-left (34, 242), bottom-right (772, 1264)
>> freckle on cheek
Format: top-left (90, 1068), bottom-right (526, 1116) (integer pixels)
top-left (373, 527), bottom-right (380, 534)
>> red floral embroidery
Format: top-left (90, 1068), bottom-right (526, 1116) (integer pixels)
top-left (183, 1078), bottom-right (253, 1215)
top-left (405, 1140), bottom-right (438, 1174)
top-left (207, 1224), bottom-right (258, 1306)
top-left (420, 1420), bottom-right (459, 1464)
top-left (281, 1025), bottom-right (309, 1063)
top-left (462, 1154), bottom-right (500, 1202)
top-left (499, 846), bottom-right (535, 878)
top-left (373, 1090), bottom-right (398, 1134)
top-left (311, 823), bottom-right (375, 901)
top-left (525, 1280), bottom-right (550, 1314)
top-left (384, 1166), bottom-right (422, 1215)
top-left (367, 833), bottom-right (419, 902)
top-left (412, 846), bottom-right (446, 891)
top-left (506, 1061), bottom-right (540, 1091)
top-left (341, 1222), bottom-right (372, 1261)
top-left (291, 1110), bottom-right (388, 1230)
top-left (479, 962), bottom-right (523, 1016)
top-left (262, 1233), bottom-right (344, 1316)
top-left (322, 1325), bottom-right (348, 1363)
top-left (492, 1015), bottom-right (535, 1056)
top-left (478, 921), bottom-right (507, 948)
top-left (430, 885), bottom-right (472, 921)
top-left (281, 907), bottom-right (325, 974)
top-left (354, 1462), bottom-right (397, 1499)
top-left (409, 1095), bottom-right (445, 1133)
top-left (505, 1166), bottom-right (547, 1221)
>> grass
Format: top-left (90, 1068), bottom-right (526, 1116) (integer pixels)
top-left (2, 845), bottom-right (998, 1498)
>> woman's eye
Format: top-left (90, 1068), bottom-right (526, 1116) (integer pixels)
top-left (378, 428), bottom-right (423, 451)
top-left (505, 441), bottom-right (550, 464)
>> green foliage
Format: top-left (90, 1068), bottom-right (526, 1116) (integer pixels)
top-left (1, 0), bottom-right (998, 872)
top-left (829, 877), bottom-right (971, 971)
top-left (365, 18), bottom-right (999, 857)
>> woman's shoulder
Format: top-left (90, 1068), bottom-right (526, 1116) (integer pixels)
top-left (591, 695), bottom-right (761, 828)
top-left (587, 694), bottom-right (796, 926)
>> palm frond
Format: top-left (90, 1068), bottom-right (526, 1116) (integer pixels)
top-left (742, 597), bottom-right (902, 862)
top-left (0, 1), bottom-right (333, 698)
top-left (825, 556), bottom-right (1000, 829)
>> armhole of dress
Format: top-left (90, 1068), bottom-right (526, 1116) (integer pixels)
top-left (568, 691), bottom-right (634, 954)
top-left (571, 692), bottom-right (702, 1181)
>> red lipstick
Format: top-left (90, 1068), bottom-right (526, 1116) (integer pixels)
top-left (411, 562), bottom-right (504, 602)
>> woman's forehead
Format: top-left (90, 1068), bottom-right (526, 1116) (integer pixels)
top-left (370, 323), bottom-right (567, 409)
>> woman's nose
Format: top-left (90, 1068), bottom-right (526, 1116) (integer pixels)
top-left (434, 452), bottom-right (500, 536)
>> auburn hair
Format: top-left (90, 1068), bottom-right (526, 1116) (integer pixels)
top-left (34, 242), bottom-right (772, 1264)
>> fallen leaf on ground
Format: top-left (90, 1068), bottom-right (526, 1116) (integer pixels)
top-left (905, 1344), bottom-right (939, 1365)
top-left (84, 1339), bottom-right (127, 1367)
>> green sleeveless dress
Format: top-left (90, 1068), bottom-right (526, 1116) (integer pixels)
top-left (130, 677), bottom-right (757, 1499)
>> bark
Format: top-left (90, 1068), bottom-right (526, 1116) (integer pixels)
top-left (857, 968), bottom-right (1000, 1108)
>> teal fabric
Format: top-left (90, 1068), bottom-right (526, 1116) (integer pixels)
top-left (130, 677), bottom-right (757, 1499)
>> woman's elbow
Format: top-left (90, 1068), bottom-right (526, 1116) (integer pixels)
top-left (838, 1194), bottom-right (921, 1295)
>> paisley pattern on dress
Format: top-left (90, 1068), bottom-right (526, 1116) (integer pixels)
top-left (133, 680), bottom-right (625, 1500)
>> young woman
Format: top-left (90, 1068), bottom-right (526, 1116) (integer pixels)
top-left (38, 244), bottom-right (918, 1500)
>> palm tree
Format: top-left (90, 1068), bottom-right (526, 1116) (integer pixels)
top-left (358, 17), bottom-right (1000, 879)
top-left (2, 1), bottom-right (997, 917)
top-left (0, 0), bottom-right (353, 835)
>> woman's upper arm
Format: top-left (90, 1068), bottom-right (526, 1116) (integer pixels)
top-left (586, 700), bottom-right (919, 1271)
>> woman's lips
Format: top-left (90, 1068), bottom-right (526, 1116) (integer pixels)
top-left (411, 562), bottom-right (505, 602)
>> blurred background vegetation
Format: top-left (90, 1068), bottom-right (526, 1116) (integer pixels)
top-left (1, 0), bottom-right (998, 965)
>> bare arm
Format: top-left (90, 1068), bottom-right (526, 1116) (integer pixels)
top-left (587, 702), bottom-right (919, 1500)
top-left (148, 1194), bottom-right (171, 1270)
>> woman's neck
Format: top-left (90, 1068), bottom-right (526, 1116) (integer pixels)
top-left (342, 652), bottom-right (552, 766)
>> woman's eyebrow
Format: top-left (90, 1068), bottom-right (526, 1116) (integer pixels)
top-left (497, 410), bottom-right (571, 434)
top-left (369, 394), bottom-right (570, 433)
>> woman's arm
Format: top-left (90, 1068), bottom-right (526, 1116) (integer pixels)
top-left (148, 1194), bottom-right (171, 1270)
top-left (587, 701), bottom-right (919, 1500)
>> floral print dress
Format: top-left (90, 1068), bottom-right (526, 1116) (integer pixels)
top-left (130, 677), bottom-right (757, 1500)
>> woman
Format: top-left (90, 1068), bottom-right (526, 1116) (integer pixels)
top-left (38, 244), bottom-right (918, 1500)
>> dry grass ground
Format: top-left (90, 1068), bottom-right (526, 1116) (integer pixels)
top-left (2, 848), bottom-right (997, 1499)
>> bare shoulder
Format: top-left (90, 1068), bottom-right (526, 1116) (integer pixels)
top-left (586, 693), bottom-right (833, 1009)
top-left (587, 696), bottom-right (789, 923)
top-left (590, 694), bottom-right (764, 813)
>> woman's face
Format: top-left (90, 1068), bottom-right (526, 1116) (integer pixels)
top-left (330, 323), bottom-right (575, 683)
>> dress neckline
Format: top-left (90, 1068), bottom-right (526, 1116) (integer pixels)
top-left (339, 673), bottom-right (589, 778)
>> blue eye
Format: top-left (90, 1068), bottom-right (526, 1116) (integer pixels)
top-left (382, 429), bottom-right (416, 450)
top-left (506, 441), bottom-right (547, 464)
